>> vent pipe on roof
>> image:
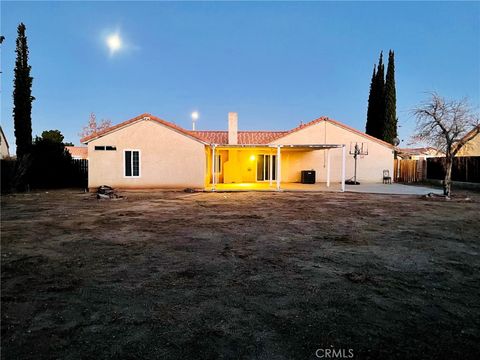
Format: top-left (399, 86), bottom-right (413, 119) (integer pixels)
top-left (228, 112), bottom-right (238, 145)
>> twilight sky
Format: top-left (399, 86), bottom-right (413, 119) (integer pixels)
top-left (1, 1), bottom-right (479, 151)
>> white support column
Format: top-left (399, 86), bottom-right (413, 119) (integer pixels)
top-left (276, 146), bottom-right (281, 191)
top-left (341, 145), bottom-right (346, 192)
top-left (326, 149), bottom-right (331, 187)
top-left (211, 145), bottom-right (216, 192)
top-left (269, 152), bottom-right (273, 187)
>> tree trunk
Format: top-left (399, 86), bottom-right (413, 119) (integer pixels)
top-left (444, 157), bottom-right (453, 197)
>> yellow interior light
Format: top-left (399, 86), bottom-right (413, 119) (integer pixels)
top-left (250, 155), bottom-right (256, 161)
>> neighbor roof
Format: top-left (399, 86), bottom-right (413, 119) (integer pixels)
top-left (80, 113), bottom-right (394, 148)
top-left (0, 126), bottom-right (9, 148)
top-left (66, 146), bottom-right (88, 159)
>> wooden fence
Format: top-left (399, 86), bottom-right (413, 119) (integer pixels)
top-left (427, 156), bottom-right (480, 183)
top-left (394, 159), bottom-right (426, 183)
top-left (71, 159), bottom-right (88, 187)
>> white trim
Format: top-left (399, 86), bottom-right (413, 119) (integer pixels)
top-left (211, 145), bottom-right (216, 191)
top-left (276, 146), bottom-right (281, 191)
top-left (123, 149), bottom-right (141, 178)
top-left (269, 152), bottom-right (273, 186)
top-left (214, 153), bottom-right (222, 174)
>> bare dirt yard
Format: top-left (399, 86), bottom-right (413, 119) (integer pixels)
top-left (1, 189), bottom-right (480, 359)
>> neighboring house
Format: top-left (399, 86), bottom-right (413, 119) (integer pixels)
top-left (0, 126), bottom-right (10, 159)
top-left (455, 125), bottom-right (480, 156)
top-left (397, 147), bottom-right (444, 160)
top-left (81, 112), bottom-right (394, 191)
top-left (66, 146), bottom-right (88, 160)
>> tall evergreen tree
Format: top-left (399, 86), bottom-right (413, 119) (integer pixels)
top-left (365, 65), bottom-right (377, 136)
top-left (365, 51), bottom-right (386, 140)
top-left (374, 51), bottom-right (386, 139)
top-left (13, 23), bottom-right (34, 158)
top-left (383, 50), bottom-right (397, 144)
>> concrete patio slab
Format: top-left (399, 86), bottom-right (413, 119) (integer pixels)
top-left (346, 183), bottom-right (443, 195)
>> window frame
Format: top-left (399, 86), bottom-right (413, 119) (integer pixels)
top-left (123, 149), bottom-right (141, 178)
top-left (214, 154), bottom-right (222, 174)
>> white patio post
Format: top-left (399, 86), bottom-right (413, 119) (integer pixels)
top-left (269, 150), bottom-right (273, 187)
top-left (211, 145), bottom-right (216, 191)
top-left (341, 145), bottom-right (346, 192)
top-left (326, 149), bottom-right (331, 187)
top-left (276, 145), bottom-right (281, 191)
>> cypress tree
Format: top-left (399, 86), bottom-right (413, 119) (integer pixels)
top-left (374, 51), bottom-right (385, 139)
top-left (365, 65), bottom-right (377, 136)
top-left (13, 23), bottom-right (34, 158)
top-left (383, 50), bottom-right (397, 144)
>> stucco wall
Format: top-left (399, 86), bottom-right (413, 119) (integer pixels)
top-left (272, 121), bottom-right (394, 183)
top-left (0, 133), bottom-right (9, 159)
top-left (456, 133), bottom-right (480, 156)
top-left (87, 120), bottom-right (206, 189)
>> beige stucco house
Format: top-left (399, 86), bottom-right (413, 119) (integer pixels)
top-left (455, 126), bottom-right (480, 156)
top-left (81, 112), bottom-right (394, 191)
top-left (397, 147), bottom-right (444, 160)
top-left (0, 126), bottom-right (10, 159)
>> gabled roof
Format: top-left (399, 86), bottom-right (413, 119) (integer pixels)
top-left (80, 112), bottom-right (394, 148)
top-left (80, 113), bottom-right (207, 144)
top-left (66, 146), bottom-right (88, 159)
top-left (460, 125), bottom-right (480, 143)
top-left (397, 147), bottom-right (444, 156)
top-left (272, 116), bottom-right (394, 148)
top-left (0, 126), bottom-right (9, 148)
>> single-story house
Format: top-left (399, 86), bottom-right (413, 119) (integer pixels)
top-left (455, 125), bottom-right (480, 156)
top-left (0, 126), bottom-right (10, 159)
top-left (397, 147), bottom-right (444, 160)
top-left (80, 112), bottom-right (394, 191)
top-left (66, 146), bottom-right (88, 160)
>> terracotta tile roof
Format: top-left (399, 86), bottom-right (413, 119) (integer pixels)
top-left (66, 146), bottom-right (88, 159)
top-left (190, 130), bottom-right (288, 144)
top-left (80, 112), bottom-right (394, 149)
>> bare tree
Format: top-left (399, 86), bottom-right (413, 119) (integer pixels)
top-left (79, 113), bottom-right (112, 139)
top-left (412, 92), bottom-right (479, 197)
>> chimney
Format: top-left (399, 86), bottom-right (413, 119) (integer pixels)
top-left (228, 112), bottom-right (238, 145)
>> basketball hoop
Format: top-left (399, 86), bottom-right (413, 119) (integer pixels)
top-left (348, 142), bottom-right (369, 185)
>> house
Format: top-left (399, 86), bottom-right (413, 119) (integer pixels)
top-left (397, 147), bottom-right (444, 160)
top-left (66, 146), bottom-right (88, 160)
top-left (0, 126), bottom-right (10, 159)
top-left (455, 125), bottom-right (480, 156)
top-left (80, 112), bottom-right (394, 191)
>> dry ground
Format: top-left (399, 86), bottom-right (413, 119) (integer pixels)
top-left (1, 190), bottom-right (480, 360)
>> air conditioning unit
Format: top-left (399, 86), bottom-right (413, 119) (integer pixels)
top-left (301, 170), bottom-right (316, 184)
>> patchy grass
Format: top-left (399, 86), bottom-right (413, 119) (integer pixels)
top-left (1, 190), bottom-right (480, 359)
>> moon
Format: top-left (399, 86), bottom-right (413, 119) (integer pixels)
top-left (106, 33), bottom-right (122, 54)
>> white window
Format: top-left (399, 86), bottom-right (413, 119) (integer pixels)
top-left (124, 150), bottom-right (140, 177)
top-left (215, 154), bottom-right (222, 173)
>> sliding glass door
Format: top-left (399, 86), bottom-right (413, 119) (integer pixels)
top-left (256, 154), bottom-right (277, 181)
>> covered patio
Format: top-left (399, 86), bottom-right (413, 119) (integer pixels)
top-left (207, 144), bottom-right (346, 192)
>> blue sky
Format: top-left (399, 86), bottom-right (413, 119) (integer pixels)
top-left (1, 1), bottom-right (479, 151)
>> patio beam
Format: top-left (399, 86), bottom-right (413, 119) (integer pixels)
top-left (341, 145), bottom-right (346, 192)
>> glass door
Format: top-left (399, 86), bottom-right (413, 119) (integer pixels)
top-left (256, 154), bottom-right (276, 181)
